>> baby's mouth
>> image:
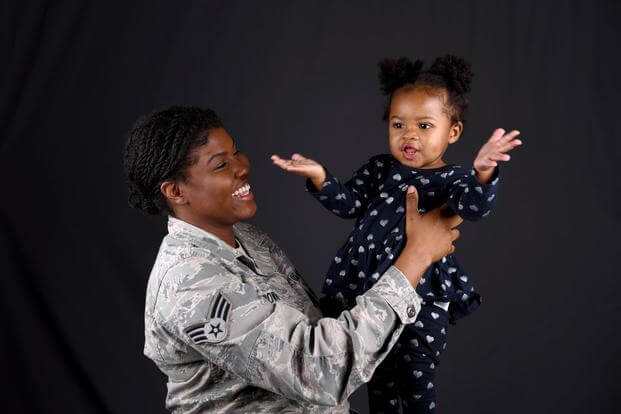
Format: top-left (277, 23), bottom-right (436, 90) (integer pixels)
top-left (401, 144), bottom-right (419, 160)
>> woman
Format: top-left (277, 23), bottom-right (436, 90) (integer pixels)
top-left (124, 106), bottom-right (461, 413)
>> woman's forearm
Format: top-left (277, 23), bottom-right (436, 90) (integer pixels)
top-left (394, 246), bottom-right (433, 287)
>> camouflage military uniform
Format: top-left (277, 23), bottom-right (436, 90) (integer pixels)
top-left (144, 216), bottom-right (423, 413)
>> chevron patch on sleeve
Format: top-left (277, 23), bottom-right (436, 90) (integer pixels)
top-left (184, 291), bottom-right (231, 344)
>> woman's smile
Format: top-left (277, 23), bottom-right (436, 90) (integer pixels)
top-left (232, 183), bottom-right (254, 201)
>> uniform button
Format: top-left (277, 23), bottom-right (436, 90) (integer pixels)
top-left (407, 305), bottom-right (417, 318)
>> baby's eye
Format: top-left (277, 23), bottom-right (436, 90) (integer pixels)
top-left (419, 123), bottom-right (432, 129)
top-left (392, 122), bottom-right (403, 129)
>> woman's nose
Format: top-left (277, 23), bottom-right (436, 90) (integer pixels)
top-left (233, 156), bottom-right (249, 178)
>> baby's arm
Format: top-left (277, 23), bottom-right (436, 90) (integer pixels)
top-left (271, 153), bottom-right (376, 218)
top-left (473, 128), bottom-right (522, 183)
top-left (446, 128), bottom-right (522, 221)
top-left (271, 153), bottom-right (327, 191)
top-left (445, 168), bottom-right (499, 221)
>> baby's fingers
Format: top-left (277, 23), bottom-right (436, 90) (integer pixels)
top-left (271, 154), bottom-right (290, 168)
top-left (489, 128), bottom-right (506, 143)
top-left (271, 154), bottom-right (283, 163)
top-left (490, 152), bottom-right (511, 162)
top-left (497, 137), bottom-right (523, 154)
top-left (500, 130), bottom-right (521, 143)
top-left (270, 155), bottom-right (314, 176)
top-left (271, 155), bottom-right (298, 171)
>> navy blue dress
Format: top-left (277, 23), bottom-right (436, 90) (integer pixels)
top-left (308, 154), bottom-right (499, 412)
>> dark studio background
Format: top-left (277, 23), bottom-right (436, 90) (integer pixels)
top-left (1, 1), bottom-right (619, 413)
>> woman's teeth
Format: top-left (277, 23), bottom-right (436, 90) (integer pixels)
top-left (232, 184), bottom-right (251, 198)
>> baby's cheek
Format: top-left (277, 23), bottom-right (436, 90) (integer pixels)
top-left (388, 137), bottom-right (400, 151)
top-left (388, 145), bottom-right (402, 160)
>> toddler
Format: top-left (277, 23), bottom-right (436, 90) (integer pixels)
top-left (272, 55), bottom-right (521, 412)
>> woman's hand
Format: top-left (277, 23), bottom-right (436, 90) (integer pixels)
top-left (473, 128), bottom-right (522, 183)
top-left (394, 186), bottom-right (463, 287)
top-left (271, 153), bottom-right (326, 190)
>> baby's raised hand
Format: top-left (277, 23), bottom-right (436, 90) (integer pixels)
top-left (473, 128), bottom-right (522, 183)
top-left (271, 153), bottom-right (327, 190)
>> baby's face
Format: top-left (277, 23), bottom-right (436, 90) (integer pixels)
top-left (387, 86), bottom-right (462, 169)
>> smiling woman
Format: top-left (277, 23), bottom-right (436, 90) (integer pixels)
top-left (159, 127), bottom-right (256, 247)
top-left (124, 106), bottom-right (462, 413)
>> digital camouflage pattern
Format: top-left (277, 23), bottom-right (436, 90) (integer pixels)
top-left (144, 216), bottom-right (422, 413)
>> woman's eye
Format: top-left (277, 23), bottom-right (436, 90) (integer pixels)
top-left (233, 150), bottom-right (240, 156)
top-left (215, 162), bottom-right (227, 170)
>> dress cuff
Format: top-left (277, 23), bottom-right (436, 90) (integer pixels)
top-left (471, 165), bottom-right (500, 187)
top-left (368, 265), bottom-right (422, 324)
top-left (305, 169), bottom-right (338, 195)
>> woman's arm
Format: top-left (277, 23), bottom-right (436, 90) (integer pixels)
top-left (160, 186), bottom-right (461, 406)
top-left (163, 263), bottom-right (419, 407)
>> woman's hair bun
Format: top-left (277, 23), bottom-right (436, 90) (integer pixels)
top-left (378, 57), bottom-right (424, 96)
top-left (127, 184), bottom-right (160, 215)
top-left (428, 54), bottom-right (473, 94)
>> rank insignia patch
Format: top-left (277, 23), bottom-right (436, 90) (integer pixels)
top-left (185, 292), bottom-right (231, 344)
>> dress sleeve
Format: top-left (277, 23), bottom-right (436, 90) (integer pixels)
top-left (305, 157), bottom-right (379, 219)
top-left (446, 167), bottom-right (500, 221)
top-left (161, 257), bottom-right (421, 407)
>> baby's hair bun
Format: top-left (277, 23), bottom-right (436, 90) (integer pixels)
top-left (378, 57), bottom-right (424, 96)
top-left (429, 54), bottom-right (473, 94)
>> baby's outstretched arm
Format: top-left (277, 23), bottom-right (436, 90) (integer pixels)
top-left (271, 153), bottom-right (326, 190)
top-left (271, 153), bottom-right (378, 219)
top-left (473, 128), bottom-right (522, 183)
top-left (446, 128), bottom-right (522, 221)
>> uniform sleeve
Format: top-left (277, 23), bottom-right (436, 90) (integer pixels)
top-left (306, 157), bottom-right (379, 219)
top-left (162, 260), bottom-right (421, 407)
top-left (446, 167), bottom-right (500, 221)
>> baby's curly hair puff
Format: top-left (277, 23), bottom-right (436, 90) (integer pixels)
top-left (378, 57), bottom-right (424, 96)
top-left (378, 54), bottom-right (473, 123)
top-left (123, 106), bottom-right (223, 215)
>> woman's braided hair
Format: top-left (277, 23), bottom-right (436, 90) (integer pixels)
top-left (123, 106), bottom-right (223, 215)
top-left (378, 54), bottom-right (473, 123)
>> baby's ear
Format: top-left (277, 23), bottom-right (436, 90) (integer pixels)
top-left (448, 121), bottom-right (463, 144)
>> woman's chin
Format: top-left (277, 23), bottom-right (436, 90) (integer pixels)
top-left (235, 202), bottom-right (257, 222)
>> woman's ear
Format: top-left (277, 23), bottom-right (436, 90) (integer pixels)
top-left (160, 180), bottom-right (187, 206)
top-left (448, 121), bottom-right (463, 144)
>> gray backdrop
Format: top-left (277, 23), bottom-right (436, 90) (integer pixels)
top-left (1, 1), bottom-right (618, 413)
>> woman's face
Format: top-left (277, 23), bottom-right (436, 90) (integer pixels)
top-left (176, 128), bottom-right (256, 232)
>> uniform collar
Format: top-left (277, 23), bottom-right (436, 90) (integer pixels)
top-left (167, 216), bottom-right (270, 275)
top-left (233, 224), bottom-right (274, 276)
top-left (167, 216), bottom-right (238, 260)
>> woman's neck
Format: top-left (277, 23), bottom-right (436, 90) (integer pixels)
top-left (207, 226), bottom-right (236, 248)
top-left (175, 213), bottom-right (236, 247)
